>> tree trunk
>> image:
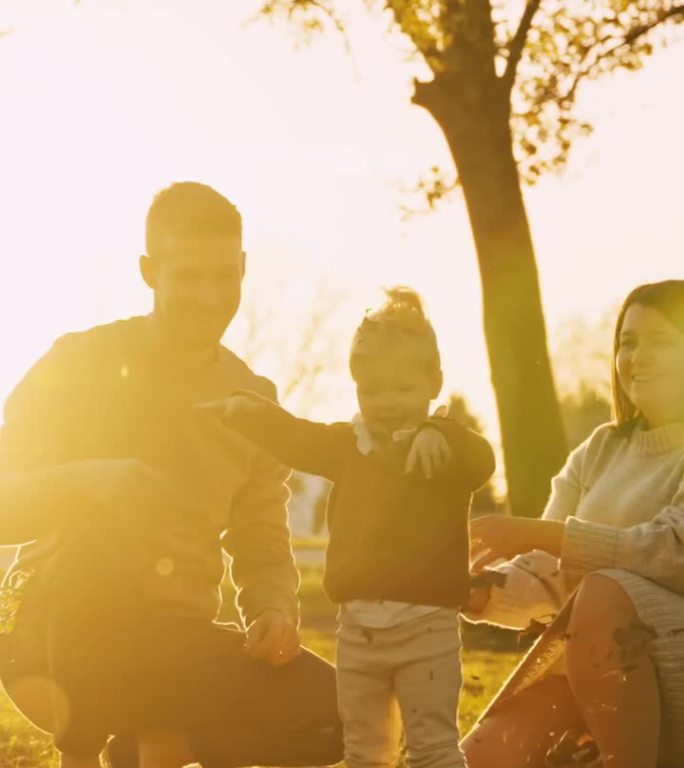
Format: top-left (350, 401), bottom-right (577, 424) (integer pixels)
top-left (414, 73), bottom-right (567, 517)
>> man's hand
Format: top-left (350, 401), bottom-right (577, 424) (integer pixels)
top-left (244, 608), bottom-right (301, 667)
top-left (404, 426), bottom-right (451, 480)
top-left (470, 514), bottom-right (565, 573)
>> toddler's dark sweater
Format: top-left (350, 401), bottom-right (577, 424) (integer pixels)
top-left (226, 396), bottom-right (495, 609)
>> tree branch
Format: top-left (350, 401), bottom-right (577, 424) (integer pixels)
top-left (255, 0), bottom-right (353, 54)
top-left (563, 5), bottom-right (684, 105)
top-left (299, 0), bottom-right (347, 39)
top-left (412, 77), bottom-right (435, 110)
top-left (502, 0), bottom-right (543, 94)
top-left (384, 0), bottom-right (444, 72)
top-left (622, 4), bottom-right (684, 44)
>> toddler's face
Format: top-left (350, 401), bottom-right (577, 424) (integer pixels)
top-left (355, 357), bottom-right (439, 444)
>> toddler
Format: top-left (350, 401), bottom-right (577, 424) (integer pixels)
top-left (199, 287), bottom-right (495, 768)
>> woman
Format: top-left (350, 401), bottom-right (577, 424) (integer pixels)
top-left (463, 280), bottom-right (684, 768)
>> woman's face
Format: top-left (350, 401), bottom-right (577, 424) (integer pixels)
top-left (616, 302), bottom-right (684, 427)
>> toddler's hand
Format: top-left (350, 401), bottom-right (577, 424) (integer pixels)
top-left (404, 426), bottom-right (451, 480)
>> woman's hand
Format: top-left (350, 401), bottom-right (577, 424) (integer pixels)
top-left (470, 514), bottom-right (565, 573)
top-left (404, 426), bottom-right (451, 480)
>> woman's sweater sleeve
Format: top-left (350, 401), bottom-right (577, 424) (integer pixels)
top-left (224, 392), bottom-right (344, 481)
top-left (561, 484), bottom-right (684, 594)
top-left (463, 441), bottom-right (586, 630)
top-left (547, 426), bottom-right (684, 595)
top-left (541, 428), bottom-right (619, 575)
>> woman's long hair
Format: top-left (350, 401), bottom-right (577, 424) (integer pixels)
top-left (612, 280), bottom-right (684, 426)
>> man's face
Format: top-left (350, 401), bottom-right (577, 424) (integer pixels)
top-left (144, 232), bottom-right (245, 348)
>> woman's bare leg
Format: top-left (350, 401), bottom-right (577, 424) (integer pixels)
top-left (462, 674), bottom-right (586, 768)
top-left (565, 573), bottom-right (660, 768)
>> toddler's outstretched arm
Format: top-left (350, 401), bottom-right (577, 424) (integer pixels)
top-left (196, 392), bottom-right (344, 480)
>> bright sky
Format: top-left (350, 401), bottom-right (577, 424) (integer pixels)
top-left (0, 0), bottom-right (682, 454)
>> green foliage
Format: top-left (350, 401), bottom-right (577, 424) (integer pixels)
top-left (459, 648), bottom-right (520, 733)
top-left (0, 695), bottom-right (58, 768)
top-left (509, 0), bottom-right (684, 180)
top-left (259, 0), bottom-right (351, 46)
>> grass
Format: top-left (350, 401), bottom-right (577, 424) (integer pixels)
top-left (0, 695), bottom-right (58, 768)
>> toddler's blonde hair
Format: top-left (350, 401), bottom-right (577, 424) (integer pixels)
top-left (349, 287), bottom-right (442, 381)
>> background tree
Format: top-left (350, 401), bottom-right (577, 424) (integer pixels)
top-left (229, 255), bottom-right (352, 416)
top-left (255, 0), bottom-right (683, 517)
top-left (444, 394), bottom-right (501, 516)
top-left (560, 385), bottom-right (611, 448)
top-left (551, 311), bottom-right (613, 447)
top-left (228, 256), bottom-right (352, 533)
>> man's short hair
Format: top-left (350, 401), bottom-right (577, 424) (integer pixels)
top-left (145, 182), bottom-right (242, 256)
